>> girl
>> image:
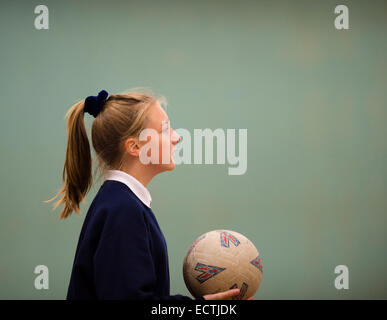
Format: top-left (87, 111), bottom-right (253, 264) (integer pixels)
top-left (45, 89), bottom-right (241, 300)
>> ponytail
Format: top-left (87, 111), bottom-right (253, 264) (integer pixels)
top-left (44, 100), bottom-right (93, 219)
top-left (45, 88), bottom-right (165, 219)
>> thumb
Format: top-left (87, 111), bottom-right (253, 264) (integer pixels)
top-left (220, 288), bottom-right (240, 299)
top-left (205, 288), bottom-right (240, 300)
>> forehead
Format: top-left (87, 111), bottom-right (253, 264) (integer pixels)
top-left (146, 102), bottom-right (169, 127)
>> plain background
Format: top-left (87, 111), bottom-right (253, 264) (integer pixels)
top-left (0, 0), bottom-right (386, 299)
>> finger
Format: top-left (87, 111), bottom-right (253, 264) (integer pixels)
top-left (216, 288), bottom-right (240, 300)
top-left (247, 296), bottom-right (254, 300)
top-left (205, 289), bottom-right (239, 300)
top-left (203, 288), bottom-right (240, 300)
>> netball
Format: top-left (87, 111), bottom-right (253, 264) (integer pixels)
top-left (183, 230), bottom-right (263, 300)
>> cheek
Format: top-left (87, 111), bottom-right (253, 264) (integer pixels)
top-left (155, 135), bottom-right (174, 165)
top-left (143, 134), bottom-right (173, 164)
top-left (145, 137), bottom-right (162, 159)
top-left (159, 136), bottom-right (171, 160)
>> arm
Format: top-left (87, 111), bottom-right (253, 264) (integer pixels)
top-left (92, 204), bottom-right (193, 300)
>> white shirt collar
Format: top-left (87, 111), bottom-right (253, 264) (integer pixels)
top-left (105, 170), bottom-right (152, 208)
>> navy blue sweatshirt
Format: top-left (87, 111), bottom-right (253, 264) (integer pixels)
top-left (66, 180), bottom-right (194, 300)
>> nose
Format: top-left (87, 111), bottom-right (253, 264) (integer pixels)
top-left (171, 129), bottom-right (181, 144)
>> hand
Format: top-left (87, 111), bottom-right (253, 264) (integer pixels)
top-left (203, 288), bottom-right (255, 300)
top-left (203, 288), bottom-right (240, 300)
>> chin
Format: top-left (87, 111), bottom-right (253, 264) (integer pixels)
top-left (166, 162), bottom-right (176, 171)
top-left (158, 161), bottom-right (175, 173)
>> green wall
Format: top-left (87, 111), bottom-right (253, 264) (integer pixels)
top-left (0, 0), bottom-right (386, 299)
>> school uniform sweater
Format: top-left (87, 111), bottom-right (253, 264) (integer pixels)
top-left (66, 170), bottom-right (197, 300)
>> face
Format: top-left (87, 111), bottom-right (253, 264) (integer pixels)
top-left (139, 102), bottom-right (181, 172)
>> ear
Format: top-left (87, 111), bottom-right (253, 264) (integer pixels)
top-left (124, 137), bottom-right (141, 157)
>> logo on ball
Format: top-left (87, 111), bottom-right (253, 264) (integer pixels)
top-left (250, 255), bottom-right (263, 273)
top-left (230, 282), bottom-right (249, 300)
top-left (220, 231), bottom-right (240, 248)
top-left (194, 263), bottom-right (226, 283)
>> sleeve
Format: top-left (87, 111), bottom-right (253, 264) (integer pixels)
top-left (92, 203), bottom-right (197, 300)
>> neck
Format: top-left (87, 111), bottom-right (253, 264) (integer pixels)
top-left (118, 162), bottom-right (155, 187)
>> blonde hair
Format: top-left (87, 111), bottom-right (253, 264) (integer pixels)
top-left (44, 88), bottom-right (167, 219)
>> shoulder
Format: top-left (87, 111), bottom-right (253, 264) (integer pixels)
top-left (92, 180), bottom-right (145, 213)
top-left (92, 180), bottom-right (148, 234)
